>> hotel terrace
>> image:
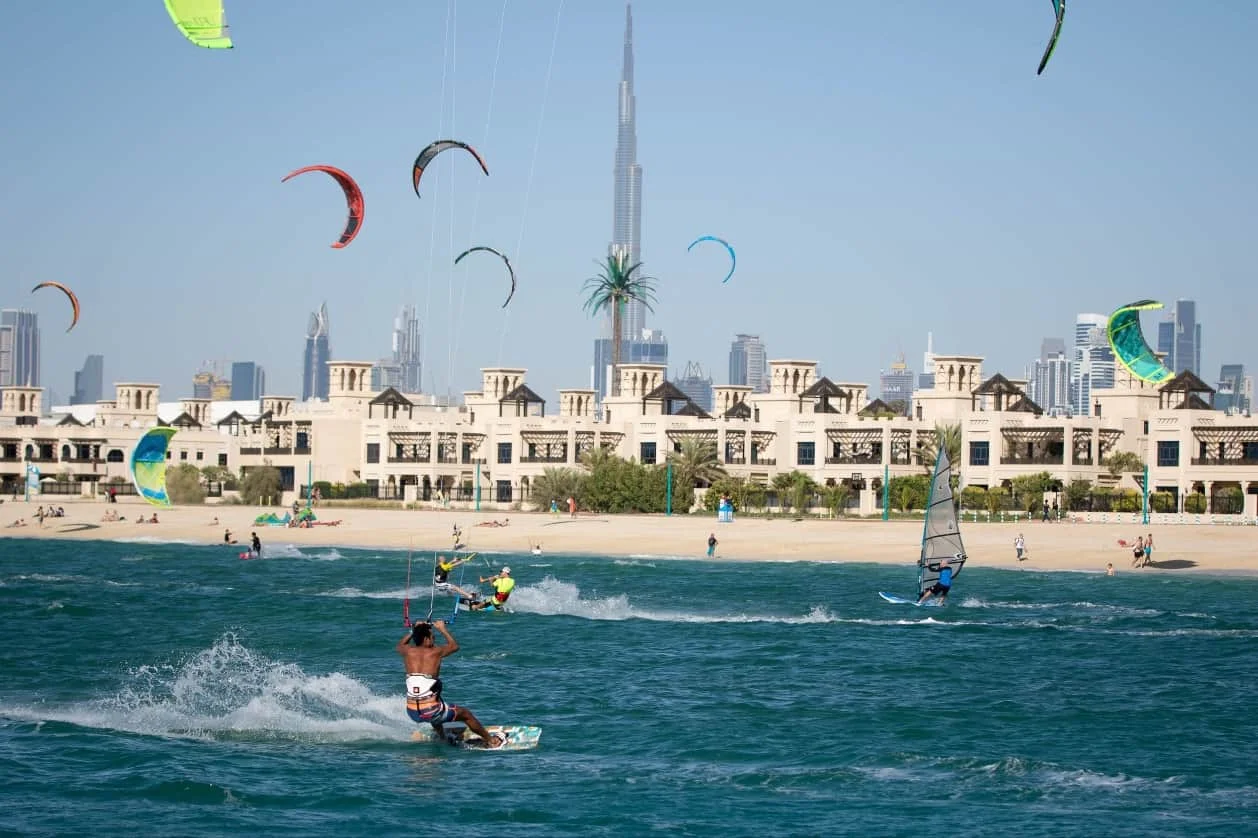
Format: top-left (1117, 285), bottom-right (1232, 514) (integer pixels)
top-left (2, 355), bottom-right (1256, 518)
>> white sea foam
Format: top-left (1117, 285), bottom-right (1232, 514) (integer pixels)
top-left (0, 633), bottom-right (406, 744)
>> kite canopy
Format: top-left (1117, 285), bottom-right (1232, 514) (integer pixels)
top-left (455, 246), bottom-right (516, 308)
top-left (281, 165), bottom-right (365, 249)
top-left (687, 236), bottom-right (737, 284)
top-left (1107, 300), bottom-right (1175, 385)
top-left (1037, 0), bottom-right (1065, 75)
top-left (31, 281), bottom-right (80, 332)
top-left (131, 427), bottom-right (177, 508)
top-left (412, 141), bottom-right (489, 198)
top-left (164, 0), bottom-right (233, 49)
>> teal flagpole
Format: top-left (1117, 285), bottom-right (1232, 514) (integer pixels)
top-left (882, 464), bottom-right (889, 521)
top-left (665, 463), bottom-right (673, 516)
top-left (1141, 464), bottom-right (1150, 525)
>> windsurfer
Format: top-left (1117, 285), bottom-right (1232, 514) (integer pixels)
top-left (917, 557), bottom-right (954, 605)
top-left (397, 620), bottom-right (502, 748)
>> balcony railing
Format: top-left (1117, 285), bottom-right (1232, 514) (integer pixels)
top-left (724, 457), bottom-right (746, 465)
top-left (825, 455), bottom-right (882, 465)
top-left (999, 455), bottom-right (1065, 465)
top-left (294, 447), bottom-right (311, 455)
top-left (1190, 457), bottom-right (1258, 467)
top-left (752, 458), bottom-right (776, 466)
top-left (388, 455), bottom-right (432, 464)
top-left (263, 447), bottom-right (290, 455)
top-left (521, 456), bottom-right (568, 464)
top-left (239, 447), bottom-right (262, 456)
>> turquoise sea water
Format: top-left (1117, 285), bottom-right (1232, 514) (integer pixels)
top-left (2, 536), bottom-right (1257, 837)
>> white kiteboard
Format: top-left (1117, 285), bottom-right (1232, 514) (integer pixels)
top-left (411, 724), bottom-right (541, 751)
top-left (878, 591), bottom-right (944, 607)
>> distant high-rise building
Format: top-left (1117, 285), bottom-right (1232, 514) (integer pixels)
top-left (879, 354), bottom-right (915, 414)
top-left (1040, 337), bottom-right (1066, 362)
top-left (611, 4), bottom-right (644, 338)
top-left (673, 361), bottom-right (714, 412)
top-left (1216, 364), bottom-right (1249, 413)
top-left (594, 5), bottom-right (655, 396)
top-left (728, 334), bottom-right (768, 392)
top-left (1072, 313), bottom-right (1114, 416)
top-left (302, 302), bottom-right (331, 401)
top-left (592, 327), bottom-right (668, 399)
top-left (0, 309), bottom-right (40, 387)
top-left (1155, 299), bottom-right (1202, 376)
top-left (919, 332), bottom-right (936, 390)
top-left (1026, 350), bottom-right (1072, 416)
top-left (371, 359), bottom-right (402, 391)
top-left (71, 354), bottom-right (104, 405)
top-left (192, 371), bottom-right (231, 400)
top-left (230, 361), bottom-right (266, 400)
top-left (391, 305), bottom-right (423, 393)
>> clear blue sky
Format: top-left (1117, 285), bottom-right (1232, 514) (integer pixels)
top-left (2, 1), bottom-right (1254, 403)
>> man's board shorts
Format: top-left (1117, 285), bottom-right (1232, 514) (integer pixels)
top-left (405, 674), bottom-right (457, 725)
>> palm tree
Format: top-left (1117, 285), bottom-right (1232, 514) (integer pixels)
top-left (917, 422), bottom-right (962, 474)
top-left (666, 438), bottom-right (727, 497)
top-left (582, 253), bottom-right (659, 396)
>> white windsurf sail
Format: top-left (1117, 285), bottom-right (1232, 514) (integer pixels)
top-left (918, 448), bottom-right (967, 595)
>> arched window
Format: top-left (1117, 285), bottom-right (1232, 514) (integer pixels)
top-left (107, 449), bottom-right (125, 463)
top-left (61, 444), bottom-right (71, 461)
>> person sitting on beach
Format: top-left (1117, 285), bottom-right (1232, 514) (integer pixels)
top-left (1131, 536), bottom-right (1145, 568)
top-left (224, 529), bottom-right (237, 544)
top-left (917, 557), bottom-right (954, 605)
top-left (398, 620), bottom-right (503, 749)
top-left (209, 516), bottom-right (219, 526)
top-left (149, 514), bottom-right (159, 524)
top-left (6, 518), bottom-right (26, 528)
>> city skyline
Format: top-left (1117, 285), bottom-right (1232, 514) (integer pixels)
top-left (2, 3), bottom-right (1255, 404)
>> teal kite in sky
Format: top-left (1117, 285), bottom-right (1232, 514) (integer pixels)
top-left (131, 427), bottom-right (177, 508)
top-left (1037, 1), bottom-right (1065, 75)
top-left (687, 236), bottom-right (736, 284)
top-left (1107, 301), bottom-right (1175, 385)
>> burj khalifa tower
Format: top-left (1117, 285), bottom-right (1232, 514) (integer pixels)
top-left (610, 3), bottom-right (645, 338)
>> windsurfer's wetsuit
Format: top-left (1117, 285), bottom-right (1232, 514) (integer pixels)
top-left (405, 673), bottom-right (456, 725)
top-left (924, 565), bottom-right (953, 598)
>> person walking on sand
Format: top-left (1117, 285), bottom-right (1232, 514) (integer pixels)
top-left (707, 533), bottom-right (718, 558)
top-left (1131, 536), bottom-right (1145, 568)
top-left (1142, 533), bottom-right (1154, 567)
top-left (1014, 533), bottom-right (1026, 561)
top-left (567, 496), bottom-right (576, 518)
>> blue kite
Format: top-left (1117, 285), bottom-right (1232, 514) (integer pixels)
top-left (687, 236), bottom-right (736, 284)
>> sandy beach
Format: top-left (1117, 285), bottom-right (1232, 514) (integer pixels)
top-left (2, 498), bottom-right (1254, 575)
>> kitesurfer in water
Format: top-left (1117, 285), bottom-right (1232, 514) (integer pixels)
top-left (466, 567), bottom-right (515, 611)
top-left (916, 557), bottom-right (954, 605)
top-left (433, 553), bottom-right (478, 600)
top-left (397, 620), bottom-right (503, 748)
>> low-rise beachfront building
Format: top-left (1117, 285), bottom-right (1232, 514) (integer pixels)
top-left (3, 353), bottom-right (1256, 517)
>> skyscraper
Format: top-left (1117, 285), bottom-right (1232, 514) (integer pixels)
top-left (1072, 313), bottom-right (1114, 416)
top-left (611, 4), bottom-right (644, 337)
top-left (1155, 299), bottom-right (1202, 376)
top-left (674, 361), bottom-right (714, 412)
top-left (729, 334), bottom-right (768, 392)
top-left (392, 305), bottom-right (422, 392)
top-left (879, 354), bottom-right (915, 413)
top-left (302, 302), bottom-right (331, 401)
top-left (919, 332), bottom-right (936, 390)
top-left (230, 361), bottom-right (266, 400)
top-left (71, 354), bottom-right (104, 405)
top-left (592, 327), bottom-right (668, 399)
top-left (0, 309), bottom-right (40, 387)
top-left (1216, 364), bottom-right (1249, 413)
top-left (592, 4), bottom-right (666, 398)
